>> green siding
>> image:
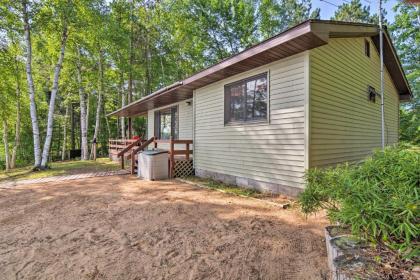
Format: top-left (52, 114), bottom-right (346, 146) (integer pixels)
top-left (309, 37), bottom-right (399, 167)
top-left (194, 53), bottom-right (308, 189)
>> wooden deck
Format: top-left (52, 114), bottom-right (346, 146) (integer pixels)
top-left (108, 139), bottom-right (139, 161)
top-left (108, 137), bottom-right (193, 178)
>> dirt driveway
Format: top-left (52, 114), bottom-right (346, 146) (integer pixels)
top-left (0, 176), bottom-right (329, 280)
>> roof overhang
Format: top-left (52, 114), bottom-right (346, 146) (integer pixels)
top-left (109, 20), bottom-right (412, 117)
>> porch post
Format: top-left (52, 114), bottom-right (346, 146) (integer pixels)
top-left (169, 137), bottom-right (175, 178)
top-left (128, 117), bottom-right (132, 138)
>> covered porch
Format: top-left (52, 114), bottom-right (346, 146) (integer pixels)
top-left (107, 80), bottom-right (195, 180)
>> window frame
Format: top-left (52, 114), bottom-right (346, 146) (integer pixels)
top-left (154, 105), bottom-right (179, 140)
top-left (364, 39), bottom-right (370, 58)
top-left (367, 85), bottom-right (377, 103)
top-left (224, 72), bottom-right (269, 126)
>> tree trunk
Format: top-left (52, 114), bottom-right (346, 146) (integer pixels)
top-left (145, 32), bottom-right (152, 95)
top-left (70, 104), bottom-right (75, 150)
top-left (120, 71), bottom-right (126, 139)
top-left (40, 24), bottom-right (69, 167)
top-left (11, 58), bottom-right (21, 169)
top-left (77, 48), bottom-right (89, 160)
top-left (86, 92), bottom-right (90, 136)
top-left (105, 112), bottom-right (111, 140)
top-left (22, 0), bottom-right (41, 168)
top-left (128, 0), bottom-right (134, 138)
top-left (90, 48), bottom-right (104, 160)
top-left (61, 104), bottom-right (69, 161)
top-left (2, 120), bottom-right (10, 171)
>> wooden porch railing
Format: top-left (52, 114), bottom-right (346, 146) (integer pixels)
top-left (109, 138), bottom-right (138, 150)
top-left (117, 138), bottom-right (143, 169)
top-left (155, 138), bottom-right (193, 178)
top-left (117, 137), bottom-right (193, 177)
top-left (109, 139), bottom-right (137, 159)
top-left (110, 137), bottom-right (193, 177)
top-left (109, 138), bottom-right (142, 169)
top-left (130, 137), bottom-right (156, 174)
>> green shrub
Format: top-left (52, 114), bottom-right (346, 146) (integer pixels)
top-left (299, 146), bottom-right (420, 258)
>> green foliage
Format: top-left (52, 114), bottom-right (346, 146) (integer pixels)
top-left (400, 108), bottom-right (420, 145)
top-left (258, 0), bottom-right (319, 39)
top-left (184, 176), bottom-right (261, 197)
top-left (391, 3), bottom-right (419, 145)
top-left (299, 146), bottom-right (420, 258)
top-left (331, 0), bottom-right (379, 23)
top-left (0, 0), bottom-right (418, 169)
top-left (0, 0), bottom-right (321, 170)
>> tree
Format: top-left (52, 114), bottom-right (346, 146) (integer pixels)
top-left (332, 0), bottom-right (378, 24)
top-left (38, 0), bottom-right (78, 167)
top-left (76, 47), bottom-right (89, 159)
top-left (40, 17), bottom-right (69, 167)
top-left (21, 0), bottom-right (42, 168)
top-left (2, 120), bottom-right (10, 171)
top-left (91, 47), bottom-right (104, 159)
top-left (391, 3), bottom-right (420, 144)
top-left (0, 45), bottom-right (16, 171)
top-left (11, 51), bottom-right (22, 169)
top-left (258, 0), bottom-right (320, 39)
top-left (2, 0), bottom-right (331, 170)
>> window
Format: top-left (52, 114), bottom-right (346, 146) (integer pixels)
top-left (154, 106), bottom-right (178, 139)
top-left (367, 85), bottom-right (377, 103)
top-left (224, 73), bottom-right (268, 124)
top-left (365, 39), bottom-right (370, 58)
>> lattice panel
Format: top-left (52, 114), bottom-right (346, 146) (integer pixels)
top-left (174, 159), bottom-right (194, 178)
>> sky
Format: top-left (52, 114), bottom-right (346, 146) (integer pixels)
top-left (311, 0), bottom-right (399, 23)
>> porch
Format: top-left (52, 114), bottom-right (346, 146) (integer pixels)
top-left (108, 137), bottom-right (193, 178)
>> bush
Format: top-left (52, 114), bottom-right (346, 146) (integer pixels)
top-left (299, 146), bottom-right (420, 258)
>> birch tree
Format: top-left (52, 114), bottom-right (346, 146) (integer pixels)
top-left (76, 48), bottom-right (89, 160)
top-left (90, 48), bottom-right (104, 159)
top-left (40, 22), bottom-right (69, 167)
top-left (21, 0), bottom-right (42, 168)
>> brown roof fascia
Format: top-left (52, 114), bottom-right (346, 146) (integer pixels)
top-left (108, 20), bottom-right (412, 117)
top-left (371, 28), bottom-right (412, 101)
top-left (108, 20), bottom-right (319, 117)
top-left (182, 20), bottom-right (314, 85)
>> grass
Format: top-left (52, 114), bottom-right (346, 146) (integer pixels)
top-left (0, 158), bottom-right (120, 182)
top-left (181, 176), bottom-right (295, 208)
top-left (182, 176), bottom-right (264, 198)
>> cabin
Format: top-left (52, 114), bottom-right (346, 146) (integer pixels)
top-left (108, 20), bottom-right (412, 197)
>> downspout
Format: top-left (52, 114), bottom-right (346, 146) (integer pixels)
top-left (378, 0), bottom-right (385, 149)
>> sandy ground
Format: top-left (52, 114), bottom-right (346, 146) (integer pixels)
top-left (0, 176), bottom-right (329, 280)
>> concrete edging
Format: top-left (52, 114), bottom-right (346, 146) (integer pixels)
top-left (325, 226), bottom-right (353, 280)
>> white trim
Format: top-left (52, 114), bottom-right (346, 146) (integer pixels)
top-left (192, 90), bottom-right (196, 169)
top-left (149, 99), bottom-right (191, 113)
top-left (303, 50), bottom-right (311, 170)
top-left (267, 68), bottom-right (271, 124)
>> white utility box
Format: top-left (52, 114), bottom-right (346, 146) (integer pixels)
top-left (138, 149), bottom-right (169, 180)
